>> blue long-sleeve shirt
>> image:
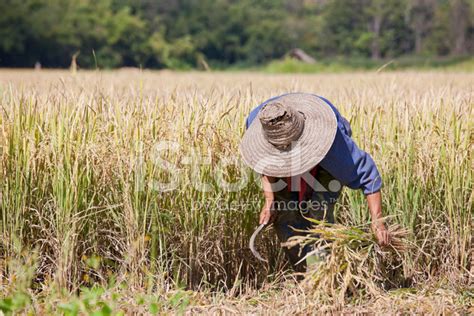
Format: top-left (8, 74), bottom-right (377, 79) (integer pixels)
top-left (245, 93), bottom-right (382, 195)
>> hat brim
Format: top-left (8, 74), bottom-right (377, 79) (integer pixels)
top-left (240, 93), bottom-right (337, 177)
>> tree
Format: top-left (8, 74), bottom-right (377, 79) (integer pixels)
top-left (317, 0), bottom-right (370, 56)
top-left (450, 0), bottom-right (471, 55)
top-left (407, 0), bottom-right (437, 54)
top-left (0, 0), bottom-right (472, 68)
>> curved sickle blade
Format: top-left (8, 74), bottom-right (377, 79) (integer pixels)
top-left (249, 224), bottom-right (268, 262)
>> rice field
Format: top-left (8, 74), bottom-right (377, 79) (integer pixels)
top-left (0, 69), bottom-right (472, 314)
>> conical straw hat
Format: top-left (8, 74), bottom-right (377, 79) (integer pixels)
top-left (240, 93), bottom-right (337, 177)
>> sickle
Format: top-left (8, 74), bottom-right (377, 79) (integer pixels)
top-left (249, 224), bottom-right (268, 262)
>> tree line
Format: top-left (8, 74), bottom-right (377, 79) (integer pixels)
top-left (0, 0), bottom-right (472, 69)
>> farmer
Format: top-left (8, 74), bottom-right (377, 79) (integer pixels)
top-left (240, 93), bottom-right (390, 272)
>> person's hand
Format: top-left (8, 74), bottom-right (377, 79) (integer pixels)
top-left (259, 199), bottom-right (275, 225)
top-left (371, 222), bottom-right (390, 247)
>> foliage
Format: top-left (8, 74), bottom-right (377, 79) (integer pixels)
top-left (0, 0), bottom-right (472, 68)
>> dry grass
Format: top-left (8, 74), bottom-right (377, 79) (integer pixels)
top-left (284, 220), bottom-right (412, 304)
top-left (0, 69), bottom-right (472, 313)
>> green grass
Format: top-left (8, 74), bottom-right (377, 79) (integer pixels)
top-left (264, 56), bottom-right (474, 73)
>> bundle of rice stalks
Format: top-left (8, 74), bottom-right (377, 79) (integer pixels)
top-left (283, 219), bottom-right (411, 305)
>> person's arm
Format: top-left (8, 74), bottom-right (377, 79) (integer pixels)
top-left (366, 191), bottom-right (390, 246)
top-left (245, 107), bottom-right (277, 225)
top-left (319, 127), bottom-right (390, 246)
top-left (259, 175), bottom-right (275, 225)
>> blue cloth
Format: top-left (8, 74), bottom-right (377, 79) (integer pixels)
top-left (245, 93), bottom-right (382, 195)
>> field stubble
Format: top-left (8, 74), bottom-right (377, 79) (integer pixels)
top-left (0, 70), bottom-right (472, 314)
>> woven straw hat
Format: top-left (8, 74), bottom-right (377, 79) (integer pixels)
top-left (240, 93), bottom-right (337, 177)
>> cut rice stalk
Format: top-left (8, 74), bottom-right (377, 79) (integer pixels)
top-left (282, 220), bottom-right (411, 304)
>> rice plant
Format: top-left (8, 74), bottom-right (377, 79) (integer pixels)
top-left (0, 70), bottom-right (472, 313)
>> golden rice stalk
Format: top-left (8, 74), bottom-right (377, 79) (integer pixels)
top-left (283, 219), bottom-right (411, 305)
